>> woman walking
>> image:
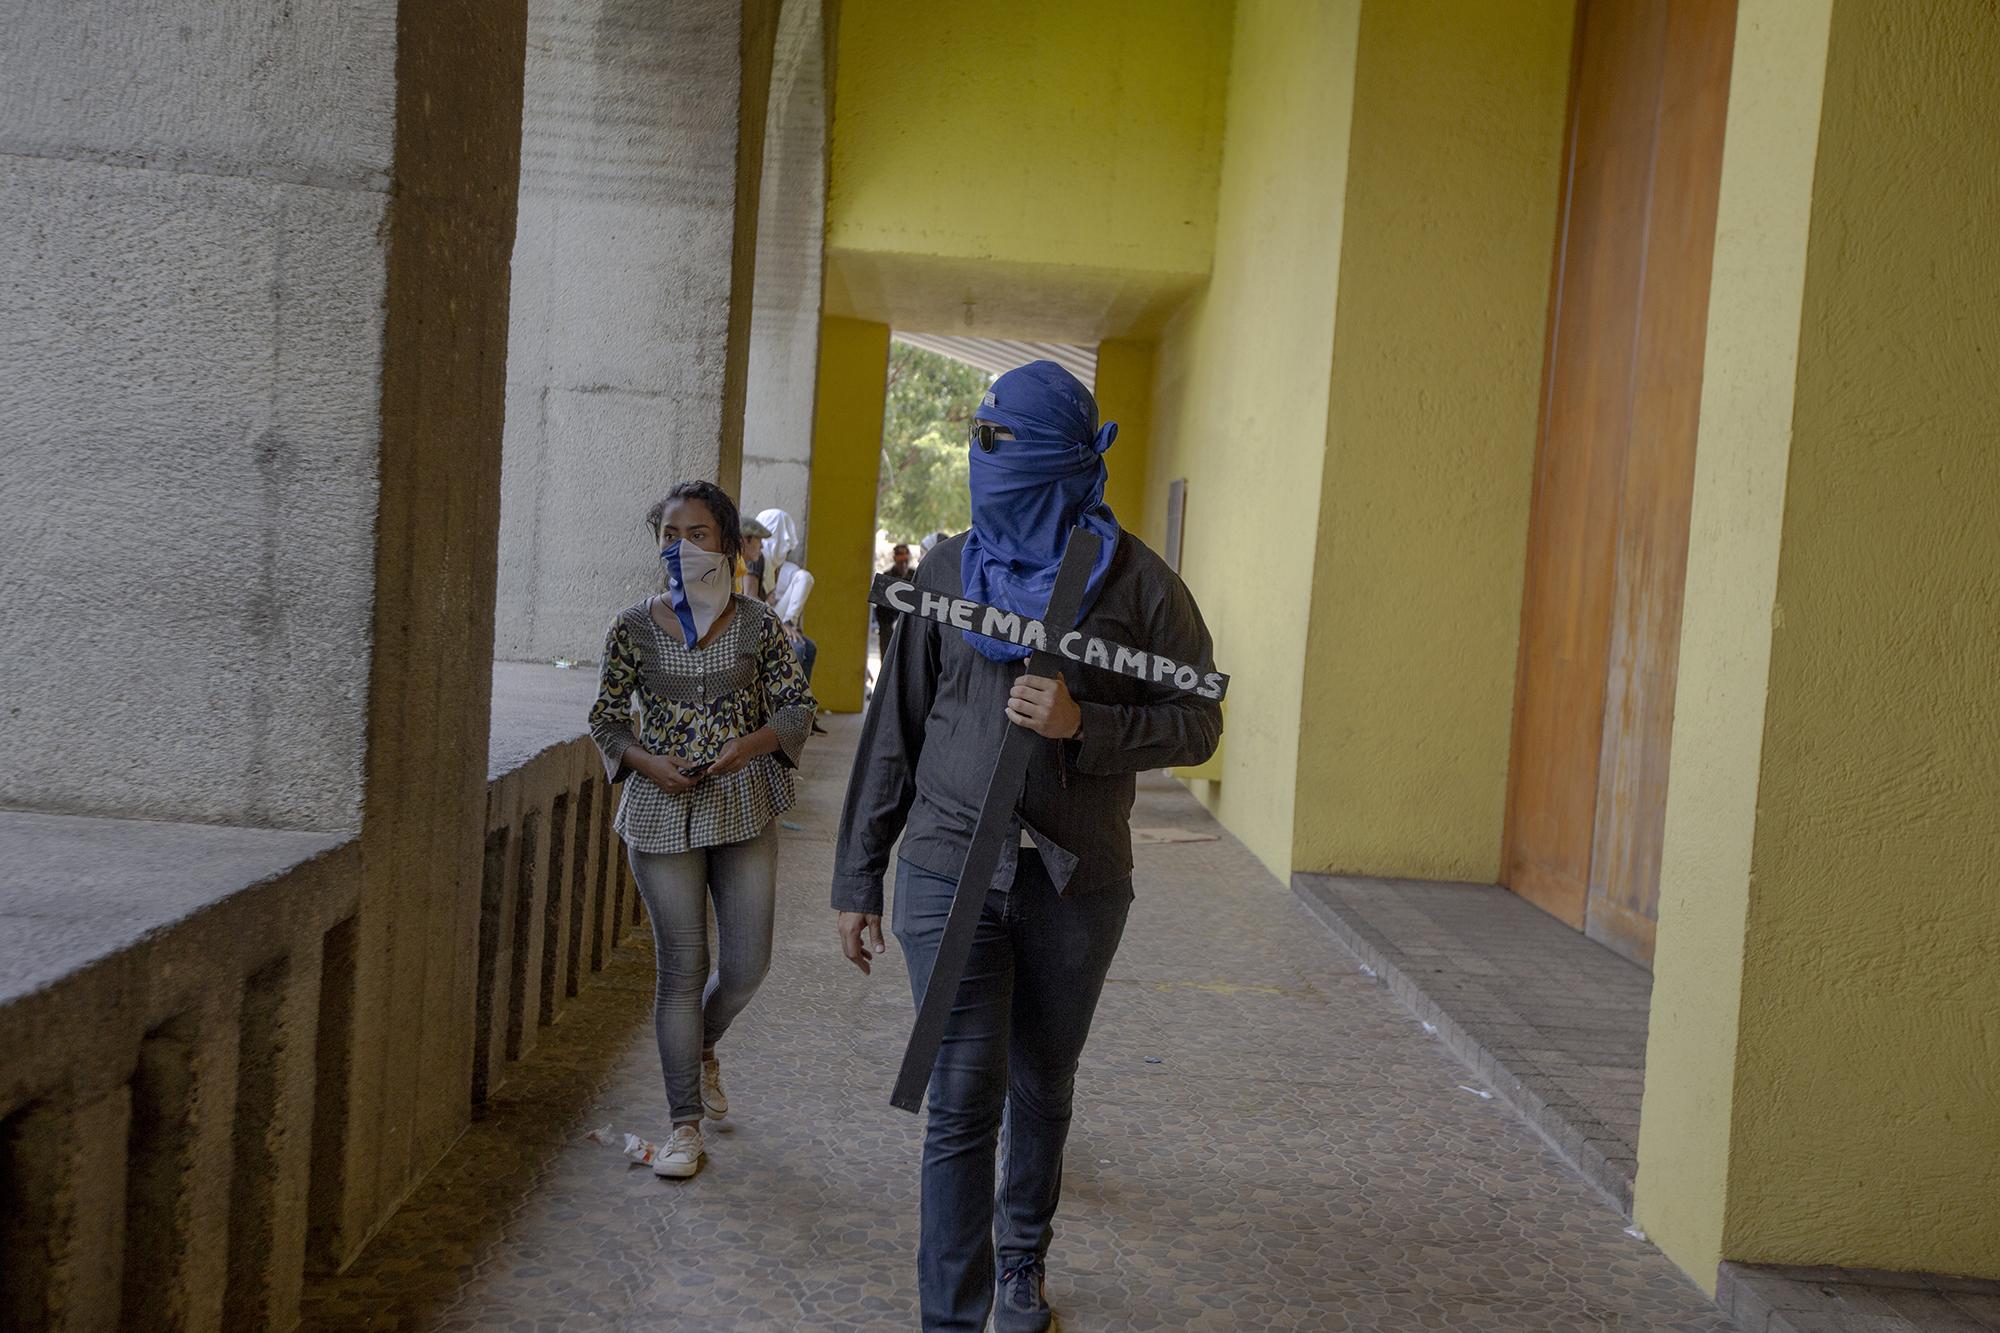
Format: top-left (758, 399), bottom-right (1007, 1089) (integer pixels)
top-left (754, 507), bottom-right (818, 683)
top-left (588, 480), bottom-right (817, 1178)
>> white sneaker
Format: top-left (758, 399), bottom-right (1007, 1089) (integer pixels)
top-left (701, 1057), bottom-right (729, 1120)
top-left (653, 1124), bottom-right (703, 1179)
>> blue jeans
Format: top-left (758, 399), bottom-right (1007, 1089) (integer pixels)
top-left (893, 853), bottom-right (1134, 1332)
top-left (628, 822), bottom-right (778, 1124)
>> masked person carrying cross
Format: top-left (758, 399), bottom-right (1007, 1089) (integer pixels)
top-left (833, 361), bottom-right (1222, 1333)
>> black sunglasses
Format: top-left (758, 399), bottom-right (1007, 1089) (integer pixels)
top-left (969, 420), bottom-right (1004, 453)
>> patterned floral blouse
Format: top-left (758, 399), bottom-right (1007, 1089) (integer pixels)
top-left (589, 595), bottom-right (817, 854)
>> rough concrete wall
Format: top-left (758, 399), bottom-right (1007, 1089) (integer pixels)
top-left (0, 0), bottom-right (532, 1287)
top-left (0, 704), bottom-right (627, 1328)
top-left (495, 0), bottom-right (781, 664)
top-left (741, 0), bottom-right (828, 525)
top-left (330, 0), bottom-right (530, 1267)
top-left (0, 3), bottom-right (398, 831)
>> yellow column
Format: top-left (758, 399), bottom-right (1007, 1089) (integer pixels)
top-left (1638, 0), bottom-right (2000, 1287)
top-left (1289, 0), bottom-right (1574, 882)
top-left (1141, 0), bottom-right (1365, 878)
top-left (1093, 339), bottom-right (1155, 542)
top-left (804, 316), bottom-right (890, 713)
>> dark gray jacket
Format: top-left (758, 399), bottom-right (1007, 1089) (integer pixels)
top-left (832, 531), bottom-right (1222, 915)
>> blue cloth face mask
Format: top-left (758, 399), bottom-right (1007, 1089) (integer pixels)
top-left (660, 541), bottom-right (735, 648)
top-left (960, 360), bottom-right (1122, 663)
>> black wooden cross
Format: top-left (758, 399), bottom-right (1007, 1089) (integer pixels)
top-left (871, 528), bottom-right (1228, 1114)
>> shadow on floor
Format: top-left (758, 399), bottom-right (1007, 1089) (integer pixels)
top-left (302, 950), bottom-right (660, 1330)
top-left (302, 718), bottom-right (1733, 1332)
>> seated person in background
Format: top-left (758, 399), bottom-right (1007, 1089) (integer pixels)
top-left (755, 511), bottom-right (824, 734)
top-left (737, 515), bottom-right (772, 598)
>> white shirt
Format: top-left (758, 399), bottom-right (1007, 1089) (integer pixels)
top-left (770, 560), bottom-right (814, 625)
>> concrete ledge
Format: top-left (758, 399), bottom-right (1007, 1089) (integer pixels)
top-left (0, 665), bottom-right (635, 1331)
top-left (1718, 1262), bottom-right (2000, 1332)
top-left (1293, 872), bottom-right (1649, 1216)
top-left (0, 814), bottom-right (352, 1012)
top-left (475, 662), bottom-right (640, 1102)
top-left (489, 661), bottom-right (603, 781)
top-left (0, 813), bottom-right (360, 1330)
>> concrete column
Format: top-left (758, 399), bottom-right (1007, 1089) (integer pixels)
top-left (126, 1004), bottom-right (239, 1333)
top-left (741, 0), bottom-right (829, 524)
top-left (496, 0), bottom-right (782, 665)
top-left (1637, 0), bottom-right (2000, 1288)
top-left (329, 2), bottom-right (532, 1269)
top-left (804, 316), bottom-right (890, 713)
top-left (1093, 339), bottom-right (1155, 542)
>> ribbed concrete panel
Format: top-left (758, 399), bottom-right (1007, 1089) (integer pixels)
top-left (893, 332), bottom-right (1097, 390)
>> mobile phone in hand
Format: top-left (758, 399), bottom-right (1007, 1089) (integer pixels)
top-left (678, 762), bottom-right (712, 780)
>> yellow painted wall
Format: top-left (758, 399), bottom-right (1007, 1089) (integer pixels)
top-left (1641, 0), bottom-right (2000, 1287)
top-left (1290, 0), bottom-right (1574, 882)
top-left (1093, 339), bottom-right (1154, 536)
top-left (1634, 0), bottom-right (1833, 1289)
top-left (1728, 0), bottom-right (2000, 1275)
top-left (1144, 0), bottom-right (1571, 881)
top-left (805, 316), bottom-right (890, 713)
top-left (824, 0), bottom-right (1232, 341)
top-left (1143, 0), bottom-right (1364, 880)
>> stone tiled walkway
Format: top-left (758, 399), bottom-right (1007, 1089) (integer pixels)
top-left (1294, 875), bottom-right (1653, 1212)
top-left (301, 718), bottom-right (1731, 1332)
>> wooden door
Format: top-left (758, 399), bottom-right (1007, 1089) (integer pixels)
top-left (1503, 0), bottom-right (1735, 966)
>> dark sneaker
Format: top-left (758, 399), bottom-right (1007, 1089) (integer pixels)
top-left (993, 1261), bottom-right (1052, 1333)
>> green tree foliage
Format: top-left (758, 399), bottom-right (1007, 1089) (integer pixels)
top-left (876, 341), bottom-right (990, 542)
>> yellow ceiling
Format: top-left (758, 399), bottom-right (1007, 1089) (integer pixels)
top-left (826, 0), bottom-right (1234, 341)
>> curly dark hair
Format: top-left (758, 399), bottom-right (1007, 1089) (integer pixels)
top-left (644, 480), bottom-right (742, 559)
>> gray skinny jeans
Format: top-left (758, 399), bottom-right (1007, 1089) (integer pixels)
top-left (628, 821), bottom-right (778, 1124)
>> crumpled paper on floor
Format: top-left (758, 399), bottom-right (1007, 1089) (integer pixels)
top-left (586, 1124), bottom-right (660, 1167)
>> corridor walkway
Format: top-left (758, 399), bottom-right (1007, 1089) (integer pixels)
top-left (300, 719), bottom-right (1731, 1332)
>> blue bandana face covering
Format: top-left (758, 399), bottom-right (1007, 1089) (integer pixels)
top-left (960, 360), bottom-right (1122, 662)
top-left (660, 540), bottom-right (734, 648)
